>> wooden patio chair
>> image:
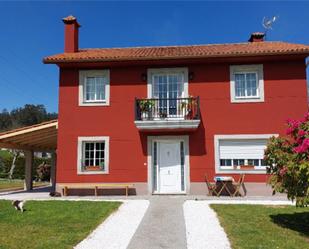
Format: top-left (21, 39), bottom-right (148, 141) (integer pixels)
top-left (205, 174), bottom-right (219, 196)
top-left (232, 174), bottom-right (246, 197)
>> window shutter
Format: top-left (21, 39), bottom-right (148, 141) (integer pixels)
top-left (219, 139), bottom-right (267, 159)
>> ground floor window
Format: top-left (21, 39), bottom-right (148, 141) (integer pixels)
top-left (214, 134), bottom-right (276, 173)
top-left (77, 136), bottom-right (109, 174)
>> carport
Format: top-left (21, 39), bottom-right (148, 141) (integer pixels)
top-left (0, 120), bottom-right (58, 190)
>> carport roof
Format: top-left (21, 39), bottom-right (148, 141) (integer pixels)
top-left (0, 120), bottom-right (58, 151)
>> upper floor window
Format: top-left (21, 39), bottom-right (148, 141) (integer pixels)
top-left (79, 70), bottom-right (110, 106)
top-left (147, 68), bottom-right (188, 98)
top-left (230, 65), bottom-right (264, 103)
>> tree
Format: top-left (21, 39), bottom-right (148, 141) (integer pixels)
top-left (8, 150), bottom-right (20, 179)
top-left (0, 109), bottom-right (12, 131)
top-left (264, 112), bottom-right (309, 207)
top-left (0, 104), bottom-right (57, 132)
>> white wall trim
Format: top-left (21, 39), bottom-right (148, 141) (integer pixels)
top-left (79, 70), bottom-right (110, 106)
top-left (147, 135), bottom-right (190, 194)
top-left (147, 67), bottom-right (189, 98)
top-left (134, 119), bottom-right (200, 130)
top-left (230, 64), bottom-right (264, 103)
top-left (214, 134), bottom-right (278, 174)
top-left (77, 136), bottom-right (110, 175)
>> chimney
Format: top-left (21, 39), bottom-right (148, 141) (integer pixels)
top-left (62, 15), bottom-right (80, 53)
top-left (248, 32), bottom-right (265, 42)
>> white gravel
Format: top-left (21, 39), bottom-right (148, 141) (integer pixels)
top-left (75, 200), bottom-right (149, 249)
top-left (184, 200), bottom-right (231, 249)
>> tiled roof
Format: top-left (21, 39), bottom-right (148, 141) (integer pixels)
top-left (43, 41), bottom-right (309, 63)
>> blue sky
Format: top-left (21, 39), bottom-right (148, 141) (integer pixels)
top-left (0, 1), bottom-right (308, 113)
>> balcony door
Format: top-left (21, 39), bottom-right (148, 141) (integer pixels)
top-left (148, 68), bottom-right (188, 119)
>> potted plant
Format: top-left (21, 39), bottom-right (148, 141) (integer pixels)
top-left (159, 112), bottom-right (167, 119)
top-left (139, 99), bottom-right (155, 120)
top-left (181, 96), bottom-right (197, 119)
top-left (181, 101), bottom-right (188, 118)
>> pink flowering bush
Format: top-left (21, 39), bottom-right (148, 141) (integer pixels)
top-left (264, 112), bottom-right (309, 207)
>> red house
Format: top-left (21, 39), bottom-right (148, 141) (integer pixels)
top-left (44, 16), bottom-right (309, 196)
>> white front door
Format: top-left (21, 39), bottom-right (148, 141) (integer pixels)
top-left (158, 141), bottom-right (182, 193)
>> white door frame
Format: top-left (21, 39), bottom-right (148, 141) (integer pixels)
top-left (147, 135), bottom-right (190, 194)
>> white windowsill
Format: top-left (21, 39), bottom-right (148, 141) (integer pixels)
top-left (231, 98), bottom-right (264, 103)
top-left (77, 170), bottom-right (109, 175)
top-left (216, 168), bottom-right (267, 174)
top-left (79, 101), bottom-right (109, 106)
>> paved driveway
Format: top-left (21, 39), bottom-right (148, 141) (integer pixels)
top-left (128, 196), bottom-right (187, 249)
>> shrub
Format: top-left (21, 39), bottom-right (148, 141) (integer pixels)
top-left (264, 112), bottom-right (309, 207)
top-left (36, 162), bottom-right (51, 181)
top-left (0, 152), bottom-right (51, 180)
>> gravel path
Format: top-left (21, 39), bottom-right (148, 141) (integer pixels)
top-left (127, 196), bottom-right (187, 249)
top-left (184, 200), bottom-right (231, 249)
top-left (75, 200), bottom-right (149, 249)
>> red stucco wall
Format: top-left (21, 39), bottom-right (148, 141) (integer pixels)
top-left (56, 58), bottom-right (308, 184)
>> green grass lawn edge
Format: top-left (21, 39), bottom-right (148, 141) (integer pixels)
top-left (0, 200), bottom-right (121, 249)
top-left (210, 204), bottom-right (309, 249)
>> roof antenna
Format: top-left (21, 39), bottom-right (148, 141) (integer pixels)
top-left (262, 16), bottom-right (279, 40)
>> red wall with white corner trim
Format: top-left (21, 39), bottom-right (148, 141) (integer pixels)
top-left (55, 56), bottom-right (308, 187)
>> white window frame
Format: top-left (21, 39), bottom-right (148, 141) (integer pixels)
top-left (230, 64), bottom-right (264, 103)
top-left (147, 68), bottom-right (189, 98)
top-left (214, 134), bottom-right (278, 174)
top-left (79, 70), bottom-right (110, 106)
top-left (77, 136), bottom-right (109, 175)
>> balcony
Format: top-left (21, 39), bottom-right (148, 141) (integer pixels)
top-left (134, 97), bottom-right (201, 131)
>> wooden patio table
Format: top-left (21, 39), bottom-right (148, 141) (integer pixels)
top-left (214, 176), bottom-right (235, 197)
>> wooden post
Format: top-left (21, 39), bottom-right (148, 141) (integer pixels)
top-left (126, 186), bottom-right (129, 197)
top-left (24, 150), bottom-right (34, 191)
top-left (95, 186), bottom-right (98, 196)
top-left (50, 151), bottom-right (57, 190)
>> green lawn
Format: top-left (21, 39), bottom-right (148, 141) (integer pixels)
top-left (0, 200), bottom-right (121, 249)
top-left (0, 179), bottom-right (49, 191)
top-left (211, 204), bottom-right (309, 249)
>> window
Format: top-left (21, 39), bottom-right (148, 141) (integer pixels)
top-left (214, 134), bottom-right (277, 173)
top-left (230, 65), bottom-right (264, 103)
top-left (77, 136), bottom-right (109, 174)
top-left (147, 68), bottom-right (188, 99)
top-left (79, 70), bottom-right (110, 106)
top-left (147, 68), bottom-right (188, 117)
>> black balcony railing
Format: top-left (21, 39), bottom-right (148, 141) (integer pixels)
top-left (135, 97), bottom-right (200, 121)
